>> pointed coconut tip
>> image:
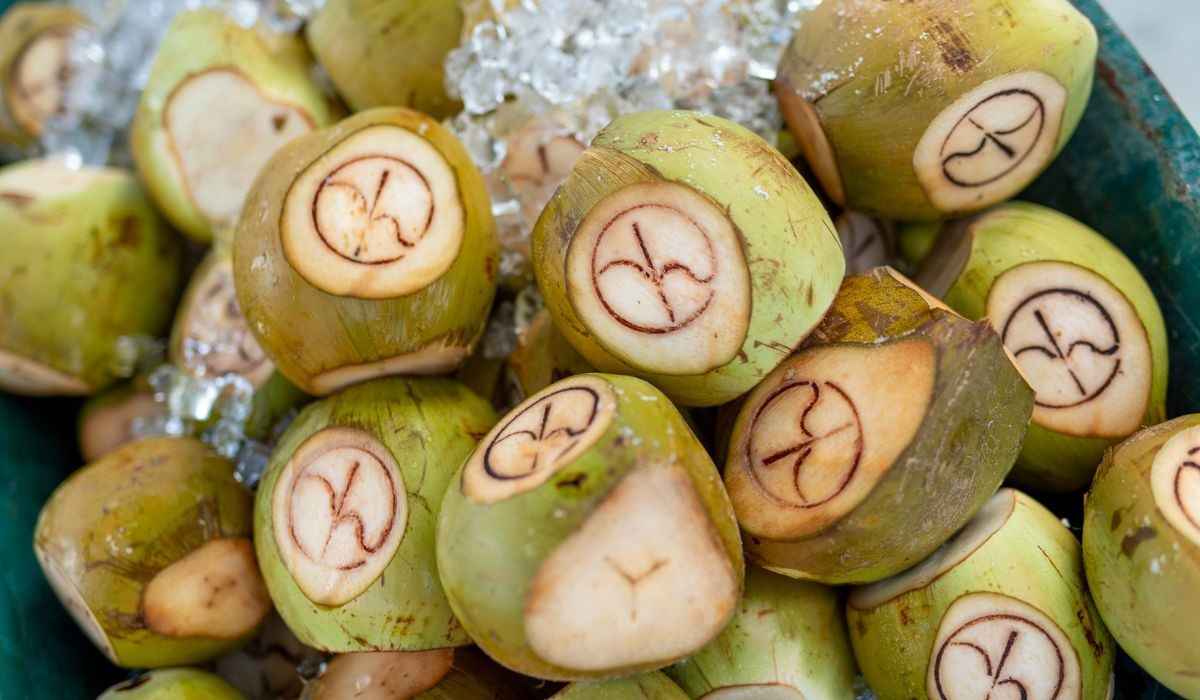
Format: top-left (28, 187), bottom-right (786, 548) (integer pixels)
top-left (524, 464), bottom-right (740, 673)
top-left (271, 426), bottom-right (408, 606)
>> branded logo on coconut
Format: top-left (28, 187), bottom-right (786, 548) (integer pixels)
top-left (747, 379), bottom-right (863, 508)
top-left (313, 155), bottom-right (435, 264)
top-left (1000, 288), bottom-right (1121, 410)
top-left (1150, 425), bottom-right (1200, 545)
top-left (484, 386), bottom-right (603, 481)
top-left (933, 613), bottom-right (1068, 700)
top-left (939, 90), bottom-right (1047, 189)
top-left (590, 205), bottom-right (718, 335)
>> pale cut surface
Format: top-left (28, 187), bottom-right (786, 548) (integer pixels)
top-left (1150, 424), bottom-right (1200, 547)
top-left (272, 426), bottom-right (408, 606)
top-left (9, 26), bottom-right (75, 135)
top-left (776, 86), bottom-right (844, 206)
top-left (849, 489), bottom-right (1016, 610)
top-left (165, 68), bottom-right (314, 226)
top-left (281, 124), bottom-right (464, 299)
top-left (987, 261), bottom-right (1150, 439)
top-left (502, 117), bottom-right (584, 226)
top-left (0, 158), bottom-right (119, 201)
top-left (80, 390), bottom-right (164, 461)
top-left (0, 346), bottom-right (90, 396)
top-left (565, 181), bottom-right (751, 375)
top-left (726, 339), bottom-right (936, 540)
top-left (524, 465), bottom-right (739, 671)
top-left (307, 343), bottom-right (467, 397)
top-left (836, 212), bottom-right (890, 276)
top-left (704, 685), bottom-right (806, 699)
top-left (36, 547), bottom-right (116, 662)
top-left (312, 649), bottom-right (454, 700)
top-left (141, 537), bottom-right (271, 639)
top-left (927, 592), bottom-right (1081, 700)
top-left (177, 258), bottom-right (273, 388)
top-left (914, 71), bottom-right (1066, 213)
top-left (463, 375), bottom-right (617, 504)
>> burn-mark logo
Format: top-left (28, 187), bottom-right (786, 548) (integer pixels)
top-left (1000, 288), bottom-right (1120, 409)
top-left (1150, 425), bottom-right (1200, 545)
top-left (484, 386), bottom-right (603, 481)
top-left (590, 204), bottom-right (718, 334)
top-left (313, 156), bottom-right (434, 264)
top-left (940, 89), bottom-right (1047, 188)
top-left (747, 380), bottom-right (864, 509)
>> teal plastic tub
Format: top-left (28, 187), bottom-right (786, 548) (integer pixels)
top-left (1, 0), bottom-right (1196, 697)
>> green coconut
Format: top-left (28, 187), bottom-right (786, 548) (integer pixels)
top-left (1083, 415), bottom-right (1200, 698)
top-left (667, 566), bottom-right (856, 698)
top-left (724, 267), bottom-right (1032, 584)
top-left (553, 672), bottom-right (688, 699)
top-left (305, 0), bottom-right (463, 119)
top-left (34, 437), bottom-right (271, 668)
top-left (130, 8), bottom-right (336, 243)
top-left (776, 0), bottom-right (1096, 221)
top-left (438, 373), bottom-right (744, 680)
top-left (0, 3), bottom-right (85, 147)
top-left (896, 222), bottom-right (940, 273)
top-left (0, 158), bottom-right (182, 396)
top-left (848, 488), bottom-right (1114, 700)
top-left (255, 377), bottom-right (496, 652)
top-left (78, 382), bottom-right (164, 461)
top-left (168, 245), bottom-right (306, 438)
top-left (233, 106), bottom-right (499, 396)
top-left (98, 669), bottom-right (246, 700)
top-left (914, 201), bottom-right (1169, 491)
top-left (505, 308), bottom-right (594, 403)
top-left (532, 110), bottom-right (844, 407)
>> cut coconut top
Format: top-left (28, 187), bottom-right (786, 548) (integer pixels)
top-left (313, 649), bottom-right (454, 700)
top-left (462, 374), bottom-right (617, 504)
top-left (564, 180), bottom-right (751, 376)
top-left (36, 546), bottom-right (117, 663)
top-left (987, 260), bottom-right (1151, 439)
top-left (80, 390), bottom-right (163, 462)
top-left (927, 591), bottom-right (1080, 700)
top-left (502, 118), bottom-right (584, 226)
top-left (703, 685), bottom-right (806, 699)
top-left (0, 346), bottom-right (91, 396)
top-left (281, 123), bottom-right (465, 299)
top-left (164, 67), bottom-right (315, 227)
top-left (175, 257), bottom-right (273, 389)
top-left (913, 71), bottom-right (1066, 213)
top-left (776, 85), bottom-right (845, 206)
top-left (848, 489), bottom-right (1016, 610)
top-left (524, 464), bottom-right (738, 672)
top-left (0, 158), bottom-right (121, 202)
top-left (8, 25), bottom-right (76, 136)
top-left (726, 338), bottom-right (935, 540)
top-left (1150, 424), bottom-right (1200, 547)
top-left (271, 426), bottom-right (407, 606)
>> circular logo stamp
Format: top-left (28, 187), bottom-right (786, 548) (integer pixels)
top-left (313, 156), bottom-right (434, 264)
top-left (914, 71), bottom-right (1066, 212)
top-left (929, 593), bottom-right (1080, 700)
top-left (1150, 424), bottom-right (1200, 546)
top-left (463, 376), bottom-right (617, 504)
top-left (272, 426), bottom-right (407, 606)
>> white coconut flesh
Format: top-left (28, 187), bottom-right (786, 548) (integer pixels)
top-left (502, 118), bottom-right (584, 225)
top-left (0, 346), bottom-right (90, 396)
top-left (312, 649), bottom-right (454, 700)
top-left (80, 390), bottom-right (163, 462)
top-left (987, 260), bottom-right (1151, 439)
top-left (463, 375), bottom-right (617, 504)
top-left (726, 338), bottom-right (935, 540)
top-left (523, 464), bottom-right (739, 671)
top-left (35, 546), bottom-right (117, 662)
top-left (140, 537), bottom-right (271, 639)
top-left (8, 26), bottom-right (75, 135)
top-left (564, 181), bottom-right (751, 375)
top-left (776, 87), bottom-right (845, 206)
top-left (703, 685), bottom-right (806, 699)
top-left (914, 71), bottom-right (1067, 213)
top-left (926, 592), bottom-right (1081, 700)
top-left (271, 426), bottom-right (408, 606)
top-left (849, 489), bottom-right (1017, 610)
top-left (1150, 424), bottom-right (1200, 547)
top-left (835, 212), bottom-right (891, 276)
top-left (307, 341), bottom-right (467, 397)
top-left (164, 68), bottom-right (314, 227)
top-left (281, 124), bottom-right (464, 299)
top-left (0, 157), bottom-right (119, 201)
top-left (178, 259), bottom-right (273, 388)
